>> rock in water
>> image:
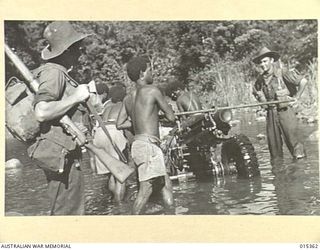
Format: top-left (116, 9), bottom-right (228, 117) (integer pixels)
top-left (5, 158), bottom-right (23, 169)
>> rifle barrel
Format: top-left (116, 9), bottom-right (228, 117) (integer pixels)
top-left (175, 99), bottom-right (295, 116)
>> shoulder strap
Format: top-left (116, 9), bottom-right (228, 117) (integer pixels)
top-left (187, 92), bottom-right (193, 111)
top-left (35, 63), bottom-right (79, 87)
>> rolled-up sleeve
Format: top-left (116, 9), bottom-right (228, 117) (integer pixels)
top-left (33, 68), bottom-right (66, 107)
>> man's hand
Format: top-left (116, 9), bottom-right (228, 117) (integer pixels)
top-left (254, 91), bottom-right (268, 109)
top-left (73, 84), bottom-right (90, 103)
top-left (255, 91), bottom-right (266, 102)
top-left (288, 96), bottom-right (300, 110)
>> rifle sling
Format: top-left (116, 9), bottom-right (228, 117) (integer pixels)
top-left (62, 73), bottom-right (127, 163)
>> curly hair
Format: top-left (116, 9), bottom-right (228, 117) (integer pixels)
top-left (126, 56), bottom-right (149, 82)
top-left (109, 85), bottom-right (126, 103)
top-left (164, 77), bottom-right (185, 96)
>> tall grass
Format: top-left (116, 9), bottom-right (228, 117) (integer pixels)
top-left (187, 58), bottom-right (317, 117)
top-left (188, 58), bottom-right (256, 108)
top-left (304, 58), bottom-right (318, 106)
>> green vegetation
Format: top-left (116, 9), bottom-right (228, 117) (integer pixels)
top-left (5, 20), bottom-right (318, 118)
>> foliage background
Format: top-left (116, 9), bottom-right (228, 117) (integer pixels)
top-left (4, 20), bottom-right (318, 116)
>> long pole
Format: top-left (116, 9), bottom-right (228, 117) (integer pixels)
top-left (175, 99), bottom-right (295, 116)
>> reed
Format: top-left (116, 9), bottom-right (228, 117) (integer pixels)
top-left (188, 58), bottom-right (317, 118)
top-left (188, 58), bottom-right (256, 108)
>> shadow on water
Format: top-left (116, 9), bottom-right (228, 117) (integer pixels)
top-left (5, 113), bottom-right (320, 215)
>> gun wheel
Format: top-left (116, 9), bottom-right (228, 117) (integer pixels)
top-left (221, 134), bottom-right (260, 178)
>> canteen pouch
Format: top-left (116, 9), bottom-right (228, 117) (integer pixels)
top-left (5, 77), bottom-right (40, 142)
top-left (27, 125), bottom-right (78, 172)
top-left (27, 138), bottom-right (69, 172)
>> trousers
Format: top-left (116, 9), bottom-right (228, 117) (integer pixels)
top-left (43, 148), bottom-right (85, 215)
top-left (266, 106), bottom-right (303, 159)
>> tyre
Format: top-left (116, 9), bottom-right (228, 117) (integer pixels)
top-left (221, 134), bottom-right (260, 178)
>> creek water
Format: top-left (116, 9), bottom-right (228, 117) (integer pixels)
top-left (5, 113), bottom-right (320, 216)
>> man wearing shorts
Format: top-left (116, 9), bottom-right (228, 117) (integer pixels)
top-left (117, 56), bottom-right (175, 214)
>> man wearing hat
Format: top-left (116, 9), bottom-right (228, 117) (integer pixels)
top-left (31, 21), bottom-right (91, 215)
top-left (252, 47), bottom-right (307, 160)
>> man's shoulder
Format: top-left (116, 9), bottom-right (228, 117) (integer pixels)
top-left (140, 85), bottom-right (161, 95)
top-left (36, 63), bottom-right (67, 75)
top-left (179, 92), bottom-right (191, 101)
top-left (36, 63), bottom-right (67, 83)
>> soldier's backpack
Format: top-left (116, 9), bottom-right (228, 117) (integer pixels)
top-left (5, 77), bottom-right (40, 143)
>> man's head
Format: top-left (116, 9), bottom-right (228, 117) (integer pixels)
top-left (42, 21), bottom-right (89, 67)
top-left (96, 83), bottom-right (109, 103)
top-left (126, 56), bottom-right (153, 84)
top-left (253, 47), bottom-right (280, 74)
top-left (165, 77), bottom-right (185, 101)
top-left (109, 85), bottom-right (126, 103)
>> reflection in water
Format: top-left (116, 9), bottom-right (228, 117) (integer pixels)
top-left (5, 113), bottom-right (320, 216)
top-left (272, 158), bottom-right (319, 215)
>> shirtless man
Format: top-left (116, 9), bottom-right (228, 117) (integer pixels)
top-left (117, 56), bottom-right (175, 214)
top-left (92, 85), bottom-right (128, 203)
top-left (167, 77), bottom-right (202, 113)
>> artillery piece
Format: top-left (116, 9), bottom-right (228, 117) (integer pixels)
top-left (162, 109), bottom-right (260, 179)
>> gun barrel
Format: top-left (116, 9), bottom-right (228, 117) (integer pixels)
top-left (175, 99), bottom-right (295, 116)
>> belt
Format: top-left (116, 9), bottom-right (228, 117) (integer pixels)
top-left (133, 134), bottom-right (161, 146)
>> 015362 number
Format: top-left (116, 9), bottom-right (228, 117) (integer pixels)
top-left (300, 244), bottom-right (319, 249)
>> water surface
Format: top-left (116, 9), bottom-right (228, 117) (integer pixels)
top-left (5, 113), bottom-right (319, 215)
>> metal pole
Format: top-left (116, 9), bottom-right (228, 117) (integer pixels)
top-left (175, 99), bottom-right (295, 116)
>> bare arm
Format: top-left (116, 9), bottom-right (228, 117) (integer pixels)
top-left (34, 84), bottom-right (90, 122)
top-left (176, 100), bottom-right (185, 112)
top-left (116, 101), bottom-right (132, 130)
top-left (154, 88), bottom-right (175, 122)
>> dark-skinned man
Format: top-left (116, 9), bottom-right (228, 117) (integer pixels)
top-left (92, 85), bottom-right (128, 203)
top-left (117, 56), bottom-right (175, 215)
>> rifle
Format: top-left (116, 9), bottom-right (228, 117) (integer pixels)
top-left (175, 99), bottom-right (296, 117)
top-left (5, 43), bottom-right (134, 183)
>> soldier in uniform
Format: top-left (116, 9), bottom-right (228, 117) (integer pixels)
top-left (30, 21), bottom-right (91, 215)
top-left (252, 47), bottom-right (307, 160)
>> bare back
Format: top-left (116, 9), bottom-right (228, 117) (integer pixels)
top-left (177, 91), bottom-right (202, 112)
top-left (132, 85), bottom-right (174, 138)
top-left (102, 102), bottom-right (123, 122)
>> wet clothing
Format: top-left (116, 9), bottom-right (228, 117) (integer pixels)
top-left (43, 148), bottom-right (84, 215)
top-left (93, 122), bottom-right (127, 174)
top-left (131, 134), bottom-right (167, 182)
top-left (253, 67), bottom-right (304, 159)
top-left (31, 62), bottom-right (86, 215)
